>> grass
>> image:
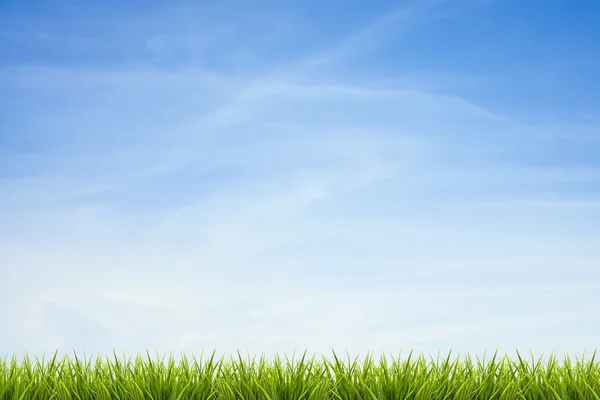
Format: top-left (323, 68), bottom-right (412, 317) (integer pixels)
top-left (0, 349), bottom-right (599, 400)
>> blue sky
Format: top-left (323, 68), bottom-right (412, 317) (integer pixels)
top-left (1, 0), bottom-right (599, 366)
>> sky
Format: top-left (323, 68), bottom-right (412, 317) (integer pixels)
top-left (1, 0), bottom-right (600, 368)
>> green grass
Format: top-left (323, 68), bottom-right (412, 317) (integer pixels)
top-left (1, 349), bottom-right (599, 400)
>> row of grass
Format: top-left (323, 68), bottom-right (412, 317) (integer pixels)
top-left (1, 349), bottom-right (599, 400)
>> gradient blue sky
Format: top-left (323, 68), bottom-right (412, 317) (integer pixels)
top-left (1, 0), bottom-right (599, 366)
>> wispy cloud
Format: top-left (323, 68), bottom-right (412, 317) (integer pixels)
top-left (1, 0), bottom-right (599, 366)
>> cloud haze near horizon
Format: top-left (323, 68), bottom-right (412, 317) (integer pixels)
top-left (1, 0), bottom-right (600, 365)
